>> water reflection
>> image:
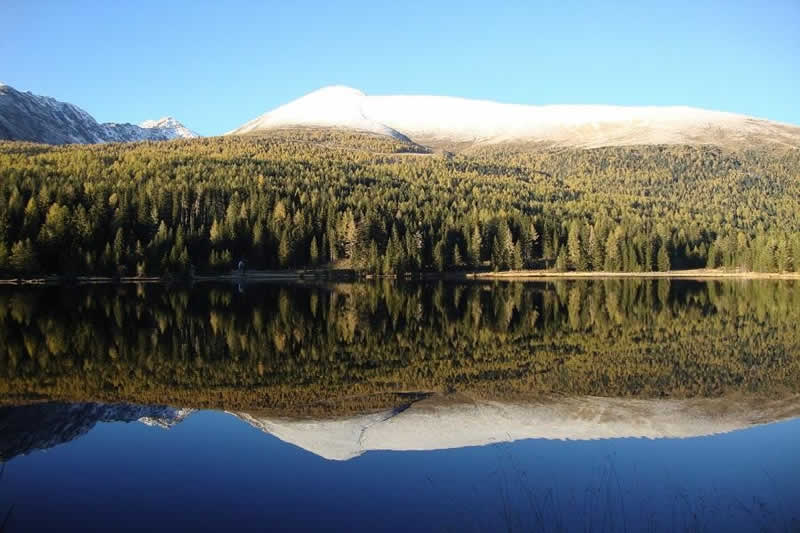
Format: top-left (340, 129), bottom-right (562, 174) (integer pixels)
top-left (2, 393), bottom-right (800, 462)
top-left (1, 280), bottom-right (799, 412)
top-left (1, 281), bottom-right (799, 531)
top-left (0, 402), bottom-right (193, 461)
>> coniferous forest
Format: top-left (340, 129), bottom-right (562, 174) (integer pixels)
top-left (2, 280), bottom-right (799, 412)
top-left (1, 128), bottom-right (799, 277)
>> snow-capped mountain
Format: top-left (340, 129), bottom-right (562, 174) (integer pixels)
top-left (4, 394), bottom-right (797, 462)
top-left (230, 86), bottom-right (408, 140)
top-left (0, 82), bottom-right (198, 145)
top-left (229, 85), bottom-right (800, 149)
top-left (232, 394), bottom-right (800, 460)
top-left (139, 116), bottom-right (198, 140)
top-left (0, 402), bottom-right (193, 460)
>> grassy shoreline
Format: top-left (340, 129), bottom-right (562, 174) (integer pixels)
top-left (465, 268), bottom-right (800, 280)
top-left (1, 267), bottom-right (800, 285)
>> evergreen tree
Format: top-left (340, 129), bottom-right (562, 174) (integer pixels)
top-left (657, 242), bottom-right (671, 272)
top-left (776, 238), bottom-right (791, 272)
top-left (433, 238), bottom-right (446, 272)
top-left (278, 230), bottom-right (292, 267)
top-left (9, 239), bottom-right (38, 274)
top-left (604, 228), bottom-right (622, 272)
top-left (469, 225), bottom-right (482, 267)
top-left (554, 249), bottom-right (568, 272)
top-left (567, 220), bottom-right (584, 271)
top-left (453, 245), bottom-right (463, 268)
top-left (310, 236), bottom-right (319, 266)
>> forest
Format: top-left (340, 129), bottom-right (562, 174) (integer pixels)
top-left (0, 128), bottom-right (799, 276)
top-left (2, 280), bottom-right (799, 413)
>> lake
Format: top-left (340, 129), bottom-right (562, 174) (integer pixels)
top-left (0, 279), bottom-right (799, 532)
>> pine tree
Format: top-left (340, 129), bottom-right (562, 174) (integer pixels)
top-left (469, 225), bottom-right (482, 267)
top-left (567, 220), bottom-right (583, 271)
top-left (491, 237), bottom-right (503, 271)
top-left (657, 242), bottom-right (671, 272)
top-left (453, 245), bottom-right (463, 268)
top-left (604, 228), bottom-right (622, 272)
top-left (113, 228), bottom-right (125, 266)
top-left (367, 241), bottom-right (379, 273)
top-left (706, 242), bottom-right (720, 269)
top-left (9, 239), bottom-right (39, 274)
top-left (433, 238), bottom-right (446, 272)
top-left (23, 197), bottom-right (41, 237)
top-left (641, 237), bottom-right (654, 272)
top-left (512, 240), bottom-right (523, 270)
top-left (310, 236), bottom-right (319, 266)
top-left (776, 238), bottom-right (791, 272)
top-left (0, 241), bottom-right (8, 272)
top-left (792, 236), bottom-right (800, 273)
top-left (491, 223), bottom-right (513, 271)
top-left (278, 230), bottom-right (292, 267)
top-left (210, 218), bottom-right (223, 245)
top-left (554, 249), bottom-right (568, 272)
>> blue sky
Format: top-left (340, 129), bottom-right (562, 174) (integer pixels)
top-left (2, 0), bottom-right (798, 136)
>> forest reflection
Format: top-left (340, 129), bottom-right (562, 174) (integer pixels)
top-left (1, 279), bottom-right (799, 414)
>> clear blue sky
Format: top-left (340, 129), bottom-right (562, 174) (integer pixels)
top-left (2, 0), bottom-right (798, 136)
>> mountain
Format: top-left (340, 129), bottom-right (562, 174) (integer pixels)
top-left (229, 85), bottom-right (800, 150)
top-left (231, 395), bottom-right (800, 460)
top-left (0, 82), bottom-right (198, 145)
top-left (138, 116), bottom-right (198, 140)
top-left (0, 402), bottom-right (194, 460)
top-left (3, 395), bottom-right (798, 462)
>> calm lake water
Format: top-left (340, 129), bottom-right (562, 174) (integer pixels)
top-left (0, 280), bottom-right (799, 532)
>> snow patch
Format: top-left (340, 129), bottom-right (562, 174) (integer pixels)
top-left (139, 116), bottom-right (199, 139)
top-left (229, 86), bottom-right (800, 148)
top-left (232, 395), bottom-right (800, 460)
top-left (230, 409), bottom-right (396, 460)
top-left (229, 86), bottom-right (405, 139)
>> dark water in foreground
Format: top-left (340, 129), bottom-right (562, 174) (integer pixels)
top-left (0, 280), bottom-right (799, 532)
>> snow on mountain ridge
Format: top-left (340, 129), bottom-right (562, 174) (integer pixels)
top-left (229, 86), bottom-right (800, 149)
top-left (3, 395), bottom-right (798, 462)
top-left (230, 85), bottom-right (405, 139)
top-left (232, 395), bottom-right (800, 461)
top-left (0, 402), bottom-right (195, 461)
top-left (139, 116), bottom-right (199, 138)
top-left (140, 116), bottom-right (180, 128)
top-left (0, 83), bottom-right (198, 144)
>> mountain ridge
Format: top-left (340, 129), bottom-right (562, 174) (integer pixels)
top-left (4, 395), bottom-right (797, 463)
top-left (231, 394), bottom-right (800, 460)
top-left (229, 85), bottom-right (800, 150)
top-left (0, 83), bottom-right (198, 145)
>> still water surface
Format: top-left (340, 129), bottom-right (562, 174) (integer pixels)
top-left (0, 280), bottom-right (798, 531)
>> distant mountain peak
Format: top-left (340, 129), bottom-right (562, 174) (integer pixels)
top-left (227, 85), bottom-right (405, 139)
top-left (228, 87), bottom-right (800, 150)
top-left (140, 116), bottom-right (179, 128)
top-left (0, 83), bottom-right (199, 144)
top-left (139, 116), bottom-right (198, 138)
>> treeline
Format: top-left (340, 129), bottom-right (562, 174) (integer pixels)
top-left (1, 130), bottom-right (799, 276)
top-left (2, 280), bottom-right (800, 410)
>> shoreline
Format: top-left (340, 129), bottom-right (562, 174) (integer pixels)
top-left (464, 268), bottom-right (800, 280)
top-left (1, 268), bottom-right (799, 285)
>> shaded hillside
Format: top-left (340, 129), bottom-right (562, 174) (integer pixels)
top-left (0, 83), bottom-right (197, 144)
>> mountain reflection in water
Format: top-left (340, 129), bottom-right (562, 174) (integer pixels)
top-left (4, 394), bottom-right (800, 462)
top-left (1, 280), bottom-right (799, 532)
